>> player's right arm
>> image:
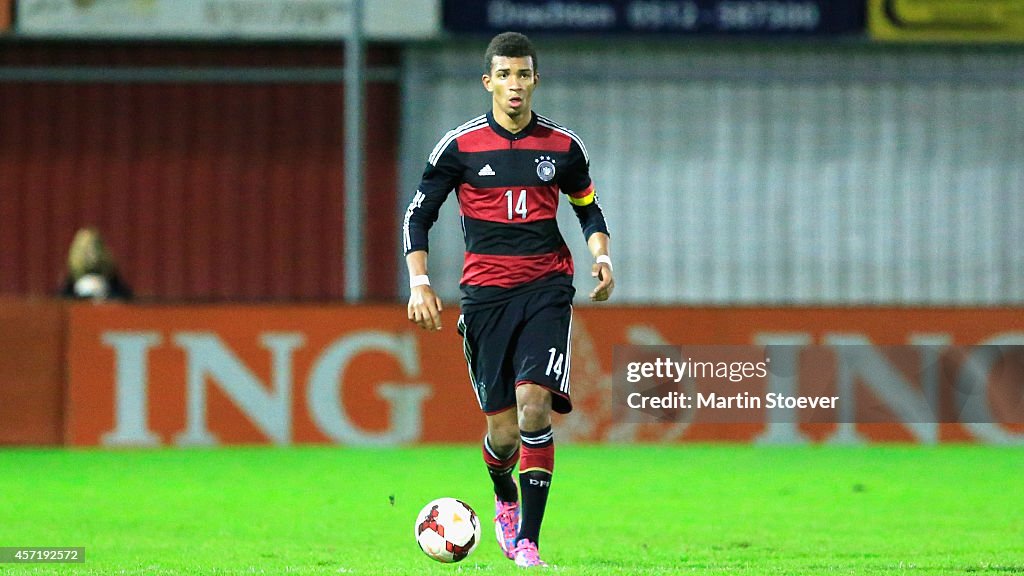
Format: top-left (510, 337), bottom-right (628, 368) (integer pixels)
top-left (402, 135), bottom-right (463, 332)
top-left (406, 250), bottom-right (444, 331)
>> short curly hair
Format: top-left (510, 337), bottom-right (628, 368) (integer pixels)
top-left (484, 31), bottom-right (537, 74)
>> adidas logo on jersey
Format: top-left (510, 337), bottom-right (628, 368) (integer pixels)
top-left (478, 164), bottom-right (495, 176)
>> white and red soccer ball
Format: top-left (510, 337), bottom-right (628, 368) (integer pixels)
top-left (414, 497), bottom-right (481, 563)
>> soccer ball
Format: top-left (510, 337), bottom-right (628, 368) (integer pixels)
top-left (414, 497), bottom-right (481, 563)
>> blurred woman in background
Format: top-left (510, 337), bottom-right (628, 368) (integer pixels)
top-left (60, 227), bottom-right (133, 301)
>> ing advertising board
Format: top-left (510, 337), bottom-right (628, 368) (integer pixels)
top-left (65, 304), bottom-right (1024, 447)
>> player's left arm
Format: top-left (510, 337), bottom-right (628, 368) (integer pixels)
top-left (560, 138), bottom-right (614, 302)
top-left (585, 229), bottom-right (613, 302)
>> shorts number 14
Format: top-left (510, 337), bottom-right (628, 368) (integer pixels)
top-left (545, 347), bottom-right (564, 378)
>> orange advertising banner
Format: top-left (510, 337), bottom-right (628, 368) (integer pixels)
top-left (0, 298), bottom-right (65, 445)
top-left (67, 304), bottom-right (480, 447)
top-left (65, 304), bottom-right (1024, 447)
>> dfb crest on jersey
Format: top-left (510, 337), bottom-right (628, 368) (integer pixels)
top-left (535, 156), bottom-right (556, 182)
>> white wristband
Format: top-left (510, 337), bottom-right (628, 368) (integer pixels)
top-left (596, 255), bottom-right (613, 271)
top-left (410, 275), bottom-right (430, 288)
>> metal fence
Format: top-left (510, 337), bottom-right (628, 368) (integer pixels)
top-left (399, 41), bottom-right (1024, 305)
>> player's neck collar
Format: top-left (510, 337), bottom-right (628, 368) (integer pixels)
top-left (486, 111), bottom-right (537, 141)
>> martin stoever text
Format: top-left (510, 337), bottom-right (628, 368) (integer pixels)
top-left (626, 391), bottom-right (839, 410)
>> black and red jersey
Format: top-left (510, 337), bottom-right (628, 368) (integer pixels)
top-left (403, 111), bottom-right (608, 308)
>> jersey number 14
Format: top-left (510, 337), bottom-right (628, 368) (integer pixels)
top-left (505, 189), bottom-right (528, 220)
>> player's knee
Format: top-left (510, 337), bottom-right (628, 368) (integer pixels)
top-left (486, 407), bottom-right (520, 449)
top-left (487, 421), bottom-right (519, 451)
top-left (515, 383), bottom-right (552, 429)
top-left (518, 405), bottom-right (548, 431)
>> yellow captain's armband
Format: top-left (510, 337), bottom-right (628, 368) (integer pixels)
top-left (567, 188), bottom-right (595, 206)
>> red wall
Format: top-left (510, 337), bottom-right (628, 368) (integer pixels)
top-left (0, 298), bottom-right (65, 445)
top-left (0, 43), bottom-right (399, 301)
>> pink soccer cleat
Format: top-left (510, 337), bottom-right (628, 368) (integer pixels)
top-left (513, 539), bottom-right (548, 568)
top-left (494, 497), bottom-right (520, 559)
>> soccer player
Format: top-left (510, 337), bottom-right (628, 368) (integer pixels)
top-left (403, 31), bottom-right (613, 568)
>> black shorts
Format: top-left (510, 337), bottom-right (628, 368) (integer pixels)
top-left (457, 288), bottom-right (574, 415)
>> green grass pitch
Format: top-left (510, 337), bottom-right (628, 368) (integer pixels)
top-left (0, 444), bottom-right (1021, 575)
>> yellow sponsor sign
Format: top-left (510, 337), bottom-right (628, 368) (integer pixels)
top-left (869, 0), bottom-right (1024, 42)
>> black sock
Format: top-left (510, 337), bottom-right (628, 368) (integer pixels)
top-left (518, 425), bottom-right (554, 546)
top-left (483, 435), bottom-right (519, 503)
